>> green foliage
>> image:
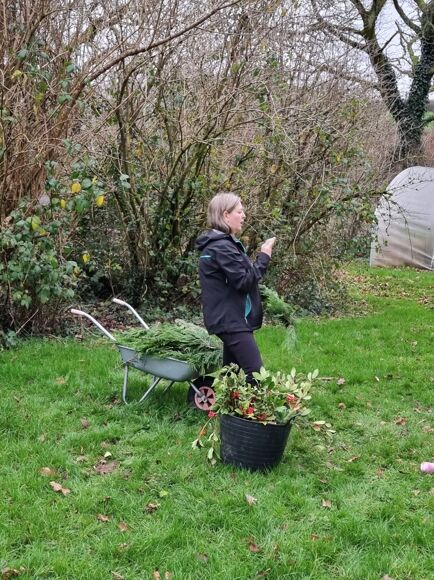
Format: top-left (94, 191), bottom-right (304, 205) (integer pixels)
top-left (260, 284), bottom-right (297, 326)
top-left (264, 251), bottom-right (349, 315)
top-left (0, 202), bottom-right (79, 337)
top-left (0, 329), bottom-right (18, 350)
top-left (114, 321), bottom-right (222, 375)
top-left (210, 364), bottom-right (318, 425)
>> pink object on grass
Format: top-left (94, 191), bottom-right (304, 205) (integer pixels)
top-left (420, 462), bottom-right (434, 474)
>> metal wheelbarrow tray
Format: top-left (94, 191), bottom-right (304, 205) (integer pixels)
top-left (71, 298), bottom-right (217, 409)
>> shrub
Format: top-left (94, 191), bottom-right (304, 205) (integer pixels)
top-left (0, 202), bottom-right (79, 337)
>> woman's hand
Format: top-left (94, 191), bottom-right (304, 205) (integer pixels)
top-left (260, 237), bottom-right (276, 257)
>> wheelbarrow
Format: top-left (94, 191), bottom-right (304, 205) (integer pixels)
top-left (71, 298), bottom-right (217, 410)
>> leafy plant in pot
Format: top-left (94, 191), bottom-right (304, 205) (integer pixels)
top-left (193, 364), bottom-right (322, 471)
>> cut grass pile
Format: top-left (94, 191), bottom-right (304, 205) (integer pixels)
top-left (0, 266), bottom-right (433, 579)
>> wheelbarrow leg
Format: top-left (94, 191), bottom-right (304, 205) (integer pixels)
top-left (123, 366), bottom-right (163, 404)
top-left (162, 380), bottom-right (175, 394)
top-left (122, 364), bottom-right (130, 404)
top-left (138, 376), bottom-right (163, 403)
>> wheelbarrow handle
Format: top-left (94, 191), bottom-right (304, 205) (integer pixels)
top-left (70, 309), bottom-right (116, 341)
top-left (112, 298), bottom-right (149, 330)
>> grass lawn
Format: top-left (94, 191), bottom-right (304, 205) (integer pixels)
top-left (0, 265), bottom-right (433, 579)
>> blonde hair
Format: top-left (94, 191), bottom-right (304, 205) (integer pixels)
top-left (207, 192), bottom-right (241, 233)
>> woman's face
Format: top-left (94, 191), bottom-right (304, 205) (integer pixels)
top-left (224, 202), bottom-right (245, 235)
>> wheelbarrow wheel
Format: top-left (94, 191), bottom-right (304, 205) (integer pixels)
top-left (188, 376), bottom-right (216, 411)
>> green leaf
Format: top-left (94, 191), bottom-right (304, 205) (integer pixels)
top-left (58, 94), bottom-right (72, 104)
top-left (17, 48), bottom-right (29, 59)
top-left (31, 216), bottom-right (41, 231)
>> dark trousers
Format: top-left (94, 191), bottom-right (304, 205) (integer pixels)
top-left (217, 331), bottom-right (263, 381)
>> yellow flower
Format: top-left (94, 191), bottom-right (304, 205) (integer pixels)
top-left (95, 195), bottom-right (105, 207)
top-left (82, 252), bottom-right (90, 264)
top-left (60, 199), bottom-right (67, 209)
top-left (71, 182), bottom-right (81, 193)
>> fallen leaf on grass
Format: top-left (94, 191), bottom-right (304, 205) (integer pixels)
top-left (347, 456), bottom-right (359, 463)
top-left (381, 575), bottom-right (395, 580)
top-left (1, 567), bottom-right (26, 578)
top-left (337, 402), bottom-right (346, 410)
top-left (255, 569), bottom-right (271, 577)
top-left (117, 522), bottom-right (128, 532)
top-left (75, 455), bottom-right (87, 463)
top-left (49, 481), bottom-right (70, 496)
top-left (37, 433), bottom-right (46, 442)
top-left (80, 418), bottom-right (90, 429)
top-left (321, 499), bottom-right (332, 509)
top-left (39, 467), bottom-right (57, 477)
top-left (248, 542), bottom-right (261, 553)
top-left (394, 417), bottom-right (407, 426)
top-left (55, 377), bottom-right (66, 384)
top-left (245, 494), bottom-right (257, 505)
top-left (111, 573), bottom-right (124, 580)
top-left (94, 460), bottom-right (119, 475)
top-left (196, 553), bottom-right (209, 563)
top-left (97, 514), bottom-right (110, 522)
top-left (411, 489), bottom-right (420, 496)
top-left (144, 502), bottom-right (161, 513)
top-left (310, 533), bottom-right (319, 541)
top-left (337, 378), bottom-right (345, 385)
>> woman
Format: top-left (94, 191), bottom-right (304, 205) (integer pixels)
top-left (196, 192), bottom-right (275, 380)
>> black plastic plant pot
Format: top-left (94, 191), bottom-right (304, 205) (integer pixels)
top-left (220, 414), bottom-right (294, 472)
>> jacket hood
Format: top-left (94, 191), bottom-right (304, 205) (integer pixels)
top-left (195, 229), bottom-right (230, 251)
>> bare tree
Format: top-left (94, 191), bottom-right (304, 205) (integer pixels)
top-left (310, 0), bottom-right (434, 162)
top-left (80, 1), bottom-right (389, 303)
top-left (0, 0), bottom-right (241, 218)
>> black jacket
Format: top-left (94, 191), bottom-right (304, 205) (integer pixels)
top-left (195, 230), bottom-right (270, 334)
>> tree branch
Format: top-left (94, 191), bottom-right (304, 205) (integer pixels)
top-left (310, 0), bottom-right (366, 50)
top-left (86, 0), bottom-right (242, 86)
top-left (393, 0), bottom-right (421, 33)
